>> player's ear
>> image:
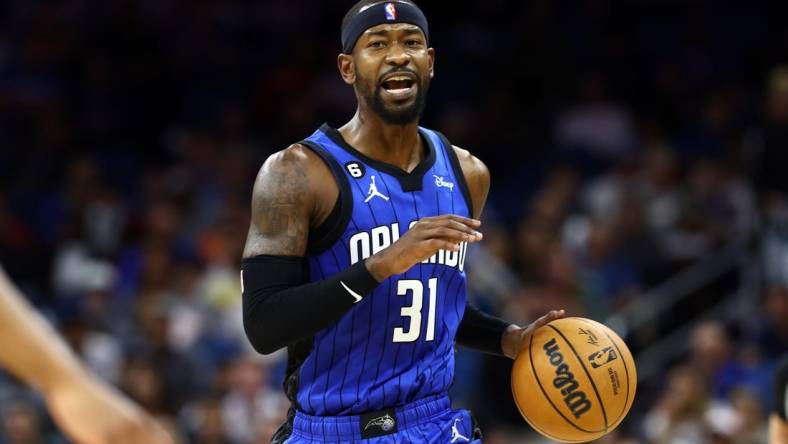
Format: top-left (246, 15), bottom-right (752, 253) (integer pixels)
top-left (427, 47), bottom-right (435, 79)
top-left (338, 53), bottom-right (356, 85)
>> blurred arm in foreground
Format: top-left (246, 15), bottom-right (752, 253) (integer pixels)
top-left (0, 267), bottom-right (174, 444)
top-left (771, 355), bottom-right (788, 444)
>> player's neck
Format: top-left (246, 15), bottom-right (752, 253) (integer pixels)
top-left (338, 111), bottom-right (424, 172)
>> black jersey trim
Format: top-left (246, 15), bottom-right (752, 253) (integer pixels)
top-left (310, 195), bottom-right (341, 249)
top-left (319, 123), bottom-right (437, 192)
top-left (298, 139), bottom-right (353, 255)
top-left (436, 131), bottom-right (474, 218)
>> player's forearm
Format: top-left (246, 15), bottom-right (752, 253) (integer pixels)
top-left (455, 303), bottom-right (513, 357)
top-left (242, 255), bottom-right (380, 354)
top-left (0, 269), bottom-right (85, 393)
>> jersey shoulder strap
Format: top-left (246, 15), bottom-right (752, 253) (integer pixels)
top-left (297, 130), bottom-right (354, 256)
top-left (421, 127), bottom-right (474, 217)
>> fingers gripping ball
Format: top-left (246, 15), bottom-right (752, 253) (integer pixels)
top-left (511, 317), bottom-right (637, 443)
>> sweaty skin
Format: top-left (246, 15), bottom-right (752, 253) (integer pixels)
top-left (0, 269), bottom-right (174, 444)
top-left (242, 21), bottom-right (562, 358)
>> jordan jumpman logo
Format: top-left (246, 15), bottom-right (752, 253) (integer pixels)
top-left (450, 418), bottom-right (470, 443)
top-left (364, 175), bottom-right (390, 202)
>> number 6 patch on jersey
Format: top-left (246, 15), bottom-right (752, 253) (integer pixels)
top-left (345, 161), bottom-right (366, 178)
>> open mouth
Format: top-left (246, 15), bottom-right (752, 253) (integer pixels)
top-left (381, 75), bottom-right (417, 97)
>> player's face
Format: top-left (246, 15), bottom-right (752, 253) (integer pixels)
top-left (344, 24), bottom-right (434, 125)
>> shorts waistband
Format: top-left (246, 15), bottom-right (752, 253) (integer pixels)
top-left (292, 394), bottom-right (451, 441)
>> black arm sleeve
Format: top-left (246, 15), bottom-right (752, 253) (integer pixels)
top-left (775, 355), bottom-right (788, 420)
top-left (241, 255), bottom-right (380, 355)
top-left (455, 302), bottom-right (512, 356)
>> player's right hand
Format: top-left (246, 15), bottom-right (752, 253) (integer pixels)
top-left (365, 214), bottom-right (482, 280)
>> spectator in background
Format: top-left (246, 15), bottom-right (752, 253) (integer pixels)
top-left (644, 365), bottom-right (738, 444)
top-left (688, 321), bottom-right (735, 399)
top-left (633, 145), bottom-right (691, 266)
top-left (685, 159), bottom-right (756, 247)
top-left (220, 355), bottom-right (287, 444)
top-left (58, 306), bottom-right (124, 386)
top-left (120, 356), bottom-right (167, 417)
top-left (728, 388), bottom-right (768, 444)
top-left (576, 219), bottom-right (642, 320)
top-left (128, 298), bottom-right (203, 416)
top-left (1, 399), bottom-right (54, 444)
top-left (758, 286), bottom-right (788, 360)
top-left (180, 396), bottom-right (231, 444)
top-left (685, 321), bottom-right (774, 434)
top-left (50, 158), bottom-right (122, 301)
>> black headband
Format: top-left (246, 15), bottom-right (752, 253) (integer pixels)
top-left (341, 2), bottom-right (429, 54)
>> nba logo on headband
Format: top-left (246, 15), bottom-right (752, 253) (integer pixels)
top-left (385, 3), bottom-right (397, 20)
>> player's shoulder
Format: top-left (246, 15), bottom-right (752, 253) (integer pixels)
top-left (262, 143), bottom-right (324, 170)
top-left (257, 143), bottom-right (333, 182)
top-left (450, 144), bottom-right (490, 187)
top-left (251, 143), bottom-right (337, 210)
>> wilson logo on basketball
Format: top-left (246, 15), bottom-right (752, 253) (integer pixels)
top-left (543, 338), bottom-right (593, 419)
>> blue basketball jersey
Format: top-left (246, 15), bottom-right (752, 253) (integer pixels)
top-left (286, 123), bottom-right (473, 416)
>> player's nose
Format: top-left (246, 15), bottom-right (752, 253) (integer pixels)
top-left (384, 43), bottom-right (411, 66)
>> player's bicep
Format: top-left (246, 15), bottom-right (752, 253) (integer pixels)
top-left (243, 149), bottom-right (313, 258)
top-left (468, 157), bottom-right (490, 219)
top-left (453, 146), bottom-right (490, 219)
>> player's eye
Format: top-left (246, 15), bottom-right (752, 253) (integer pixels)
top-left (405, 39), bottom-right (422, 46)
top-left (368, 41), bottom-right (386, 49)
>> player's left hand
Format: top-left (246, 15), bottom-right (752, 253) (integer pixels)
top-left (502, 309), bottom-right (565, 359)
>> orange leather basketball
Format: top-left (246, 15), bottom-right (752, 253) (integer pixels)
top-left (511, 317), bottom-right (637, 443)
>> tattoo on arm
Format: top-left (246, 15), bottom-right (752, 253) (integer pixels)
top-left (243, 149), bottom-right (311, 258)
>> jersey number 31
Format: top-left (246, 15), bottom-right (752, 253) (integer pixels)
top-left (393, 278), bottom-right (438, 343)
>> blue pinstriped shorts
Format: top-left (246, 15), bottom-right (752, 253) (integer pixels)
top-left (282, 394), bottom-right (482, 443)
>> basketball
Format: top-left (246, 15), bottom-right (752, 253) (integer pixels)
top-left (511, 317), bottom-right (637, 443)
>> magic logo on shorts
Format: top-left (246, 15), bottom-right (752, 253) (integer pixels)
top-left (365, 414), bottom-right (395, 431)
top-left (360, 410), bottom-right (399, 439)
top-left (385, 3), bottom-right (397, 20)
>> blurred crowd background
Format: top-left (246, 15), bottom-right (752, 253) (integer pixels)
top-left (1, 0), bottom-right (787, 443)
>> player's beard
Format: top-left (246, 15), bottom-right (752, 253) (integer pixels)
top-left (356, 67), bottom-right (430, 125)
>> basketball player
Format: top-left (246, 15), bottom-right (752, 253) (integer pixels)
top-left (771, 355), bottom-right (788, 444)
top-left (241, 1), bottom-right (564, 442)
top-left (0, 268), bottom-right (174, 444)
